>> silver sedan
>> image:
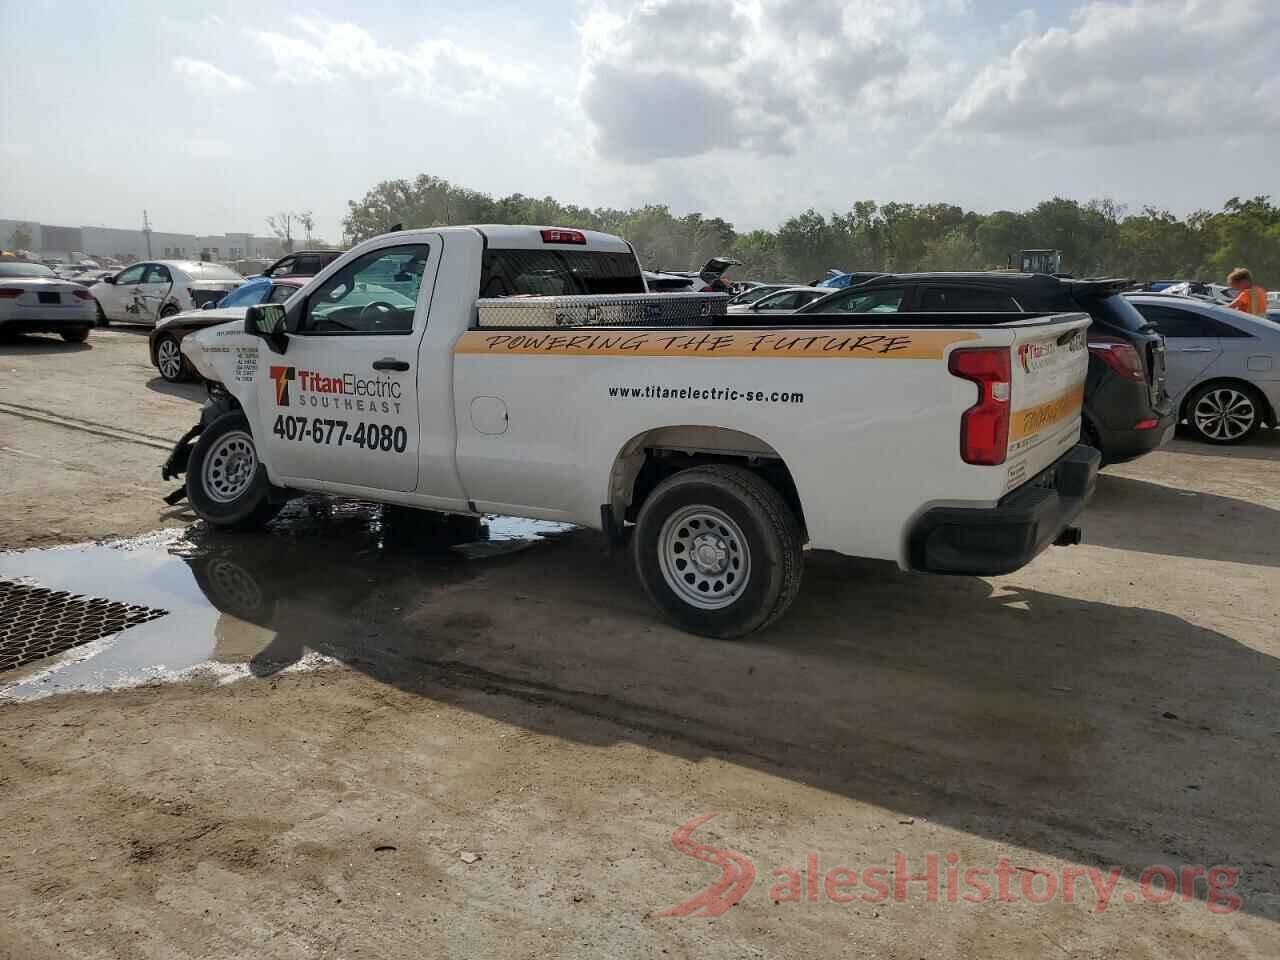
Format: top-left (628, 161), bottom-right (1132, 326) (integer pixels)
top-left (1127, 294), bottom-right (1280, 444)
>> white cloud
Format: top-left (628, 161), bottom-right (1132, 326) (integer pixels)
top-left (946, 0), bottom-right (1279, 144)
top-left (577, 0), bottom-right (965, 164)
top-left (246, 17), bottom-right (530, 104)
top-left (172, 57), bottom-right (253, 95)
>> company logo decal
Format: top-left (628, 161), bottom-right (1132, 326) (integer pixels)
top-left (270, 365), bottom-right (295, 406)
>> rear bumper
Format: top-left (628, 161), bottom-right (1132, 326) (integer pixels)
top-left (0, 314), bottom-right (94, 333)
top-left (1090, 410), bottom-right (1175, 465)
top-left (908, 444), bottom-right (1101, 576)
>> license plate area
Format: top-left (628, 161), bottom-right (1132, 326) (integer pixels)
top-left (38, 292), bottom-right (60, 305)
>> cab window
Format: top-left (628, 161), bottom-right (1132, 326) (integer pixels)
top-left (142, 264), bottom-right (172, 285)
top-left (267, 283), bottom-right (297, 304)
top-left (299, 245), bottom-right (429, 335)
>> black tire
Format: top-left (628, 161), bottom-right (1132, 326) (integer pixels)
top-left (159, 303), bottom-right (180, 320)
top-left (1184, 382), bottom-right (1264, 445)
top-left (95, 301), bottom-right (109, 327)
top-left (185, 412), bottom-right (282, 530)
top-left (632, 465), bottom-right (803, 639)
top-left (60, 326), bottom-right (90, 343)
top-left (155, 332), bottom-right (191, 382)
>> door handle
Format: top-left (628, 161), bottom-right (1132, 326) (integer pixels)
top-left (372, 358), bottom-right (410, 371)
top-left (1177, 346), bottom-right (1215, 353)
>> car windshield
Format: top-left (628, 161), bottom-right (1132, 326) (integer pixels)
top-left (733, 286), bottom-right (783, 304)
top-left (0, 262), bottom-right (56, 278)
top-left (1081, 293), bottom-right (1150, 333)
top-left (217, 278), bottom-right (270, 308)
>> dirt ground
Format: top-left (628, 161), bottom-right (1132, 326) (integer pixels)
top-left (1, 327), bottom-right (1278, 959)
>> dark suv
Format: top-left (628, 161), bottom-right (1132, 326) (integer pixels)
top-left (795, 273), bottom-right (1173, 465)
top-left (261, 250), bottom-right (342, 279)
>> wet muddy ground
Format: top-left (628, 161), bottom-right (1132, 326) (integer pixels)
top-left (1, 327), bottom-right (1278, 958)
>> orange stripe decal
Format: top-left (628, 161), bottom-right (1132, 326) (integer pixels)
top-left (1009, 384), bottom-right (1085, 441)
top-left (455, 328), bottom-right (980, 359)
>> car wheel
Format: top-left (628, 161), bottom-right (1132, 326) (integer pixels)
top-left (185, 412), bottom-right (282, 530)
top-left (633, 464), bottom-right (803, 639)
top-left (159, 303), bottom-right (180, 320)
top-left (60, 326), bottom-right (90, 343)
top-left (95, 301), bottom-right (109, 327)
top-left (1186, 382), bottom-right (1263, 445)
top-left (155, 333), bottom-right (189, 382)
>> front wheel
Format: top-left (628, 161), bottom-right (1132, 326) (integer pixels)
top-left (632, 465), bottom-right (803, 639)
top-left (61, 326), bottom-right (90, 343)
top-left (95, 301), bottom-right (109, 327)
top-left (155, 333), bottom-right (190, 382)
top-left (185, 413), bottom-right (282, 530)
top-left (1186, 382), bottom-right (1263, 445)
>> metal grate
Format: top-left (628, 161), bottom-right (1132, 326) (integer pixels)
top-left (0, 580), bottom-right (168, 673)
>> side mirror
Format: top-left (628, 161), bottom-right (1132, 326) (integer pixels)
top-left (245, 303), bottom-right (288, 353)
top-left (102, 275), bottom-right (116, 285)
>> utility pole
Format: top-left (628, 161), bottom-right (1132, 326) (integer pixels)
top-left (142, 210), bottom-right (153, 258)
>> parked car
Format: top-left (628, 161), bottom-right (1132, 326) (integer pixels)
top-left (645, 256), bottom-right (740, 293)
top-left (164, 225), bottom-right (1096, 638)
top-left (727, 283), bottom-right (793, 306)
top-left (1125, 294), bottom-right (1278, 444)
top-left (726, 286), bottom-right (830, 315)
top-left (149, 276), bottom-right (307, 382)
top-left (90, 260), bottom-right (244, 326)
top-left (0, 260), bottom-right (96, 342)
top-left (260, 250), bottom-right (343, 279)
top-left (796, 272), bottom-right (1174, 465)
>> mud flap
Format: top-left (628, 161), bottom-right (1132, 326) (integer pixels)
top-left (161, 421), bottom-right (203, 483)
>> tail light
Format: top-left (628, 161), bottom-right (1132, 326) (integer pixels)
top-left (949, 347), bottom-right (1011, 465)
top-left (541, 229), bottom-right (586, 245)
top-left (72, 289), bottom-right (92, 300)
top-left (1088, 338), bottom-right (1144, 382)
top-left (0, 289), bottom-right (23, 299)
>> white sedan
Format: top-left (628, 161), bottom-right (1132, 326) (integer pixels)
top-left (726, 286), bottom-right (832, 316)
top-left (90, 260), bottom-right (244, 326)
top-left (0, 260), bottom-right (97, 342)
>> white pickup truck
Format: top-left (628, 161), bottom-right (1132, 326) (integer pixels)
top-left (165, 225), bottom-right (1099, 637)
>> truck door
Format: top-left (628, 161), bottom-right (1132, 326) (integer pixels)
top-left (256, 239), bottom-right (443, 494)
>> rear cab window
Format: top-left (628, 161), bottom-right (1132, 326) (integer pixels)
top-left (479, 250), bottom-right (645, 298)
top-left (919, 286), bottom-right (1020, 312)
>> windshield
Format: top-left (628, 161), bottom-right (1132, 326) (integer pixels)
top-left (1082, 293), bottom-right (1150, 333)
top-left (480, 249), bottom-right (644, 297)
top-left (0, 262), bottom-right (56, 278)
top-left (217, 277), bottom-right (269, 308)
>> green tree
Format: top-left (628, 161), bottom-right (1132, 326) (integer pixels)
top-left (10, 223), bottom-right (34, 251)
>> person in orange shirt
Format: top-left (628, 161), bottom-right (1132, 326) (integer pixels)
top-left (1226, 267), bottom-right (1268, 316)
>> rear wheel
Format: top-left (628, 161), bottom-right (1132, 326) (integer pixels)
top-left (1186, 382), bottom-right (1263, 445)
top-left (95, 301), bottom-right (109, 327)
top-left (60, 326), bottom-right (90, 343)
top-left (633, 465), bottom-right (803, 639)
top-left (155, 333), bottom-right (189, 382)
top-left (159, 303), bottom-right (180, 321)
top-left (186, 412), bottom-right (282, 530)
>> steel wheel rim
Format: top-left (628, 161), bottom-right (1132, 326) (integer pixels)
top-left (202, 431), bottom-right (258, 503)
top-left (158, 338), bottom-right (182, 379)
top-left (657, 505), bottom-right (751, 610)
top-left (1194, 389), bottom-right (1254, 440)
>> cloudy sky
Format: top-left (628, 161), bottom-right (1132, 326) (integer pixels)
top-left (1, 0), bottom-right (1276, 243)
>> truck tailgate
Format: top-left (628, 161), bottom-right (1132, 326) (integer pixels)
top-left (1004, 316), bottom-right (1090, 492)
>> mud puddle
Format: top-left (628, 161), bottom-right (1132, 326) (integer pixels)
top-left (0, 500), bottom-right (575, 700)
